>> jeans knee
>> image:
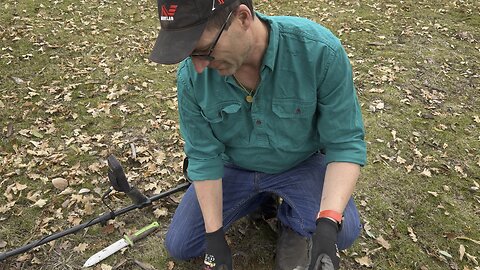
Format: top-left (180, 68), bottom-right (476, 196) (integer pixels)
top-left (337, 220), bottom-right (362, 250)
top-left (165, 230), bottom-right (192, 260)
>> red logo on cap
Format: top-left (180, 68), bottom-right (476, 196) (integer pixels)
top-left (217, 0), bottom-right (225, 4)
top-left (161, 4), bottom-right (177, 21)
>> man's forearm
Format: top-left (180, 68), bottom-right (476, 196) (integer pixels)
top-left (193, 179), bottom-right (223, 233)
top-left (320, 162), bottom-right (360, 214)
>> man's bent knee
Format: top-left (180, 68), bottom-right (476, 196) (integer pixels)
top-left (165, 234), bottom-right (185, 260)
top-left (165, 230), bottom-right (200, 260)
top-left (337, 219), bottom-right (362, 250)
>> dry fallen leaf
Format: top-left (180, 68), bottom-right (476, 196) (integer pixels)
top-left (376, 102), bottom-right (385, 110)
top-left (16, 253), bottom-right (31, 262)
top-left (153, 207), bottom-right (168, 218)
top-left (405, 164), bottom-right (414, 173)
top-left (101, 264), bottom-right (113, 270)
top-left (32, 199), bottom-right (48, 208)
top-left (73, 243), bottom-right (89, 253)
top-left (0, 201), bottom-right (15, 214)
top-left (408, 227), bottom-right (418, 242)
top-left (144, 182), bottom-right (159, 191)
top-left (355, 256), bottom-right (373, 267)
top-left (413, 148), bottom-right (423, 157)
top-left (396, 156), bottom-right (406, 164)
top-left (391, 130), bottom-right (397, 140)
top-left (473, 115), bottom-right (480, 123)
top-left (369, 88), bottom-right (384, 93)
top-left (376, 235), bottom-right (391, 249)
top-left (460, 244), bottom-right (465, 261)
top-left (420, 169), bottom-right (432, 177)
top-left (454, 165), bottom-right (467, 178)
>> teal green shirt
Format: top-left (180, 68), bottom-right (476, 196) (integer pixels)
top-left (177, 13), bottom-right (366, 180)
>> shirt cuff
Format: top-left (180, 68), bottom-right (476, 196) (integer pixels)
top-left (325, 143), bottom-right (367, 166)
top-left (187, 157), bottom-right (224, 181)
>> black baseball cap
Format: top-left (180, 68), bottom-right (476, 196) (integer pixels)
top-left (149, 0), bottom-right (237, 64)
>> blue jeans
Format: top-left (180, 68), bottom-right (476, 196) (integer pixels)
top-left (165, 153), bottom-right (362, 260)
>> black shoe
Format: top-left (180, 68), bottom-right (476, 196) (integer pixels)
top-left (274, 226), bottom-right (311, 270)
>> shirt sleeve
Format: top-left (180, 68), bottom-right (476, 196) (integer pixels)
top-left (177, 64), bottom-right (225, 180)
top-left (316, 43), bottom-right (367, 166)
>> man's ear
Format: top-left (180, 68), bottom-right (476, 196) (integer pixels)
top-left (235, 4), bottom-right (253, 29)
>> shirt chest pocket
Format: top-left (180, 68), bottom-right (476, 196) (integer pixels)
top-left (271, 99), bottom-right (317, 148)
top-left (200, 103), bottom-right (249, 145)
top-left (272, 99), bottom-right (316, 118)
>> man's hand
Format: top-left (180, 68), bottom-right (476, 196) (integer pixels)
top-left (308, 218), bottom-right (340, 270)
top-left (203, 227), bottom-right (232, 270)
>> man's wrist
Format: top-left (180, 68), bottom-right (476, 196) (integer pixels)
top-left (322, 216), bottom-right (339, 224)
top-left (316, 210), bottom-right (343, 231)
top-left (205, 223), bottom-right (223, 233)
top-left (205, 227), bottom-right (225, 239)
top-left (317, 210), bottom-right (343, 223)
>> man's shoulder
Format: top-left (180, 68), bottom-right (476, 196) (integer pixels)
top-left (264, 14), bottom-right (341, 51)
top-left (176, 59), bottom-right (198, 95)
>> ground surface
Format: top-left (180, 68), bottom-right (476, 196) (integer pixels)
top-left (1, 0), bottom-right (479, 269)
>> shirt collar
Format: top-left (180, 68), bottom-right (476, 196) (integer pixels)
top-left (224, 12), bottom-right (277, 85)
top-left (256, 12), bottom-right (278, 71)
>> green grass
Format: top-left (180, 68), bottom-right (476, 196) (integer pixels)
top-left (1, 0), bottom-right (479, 269)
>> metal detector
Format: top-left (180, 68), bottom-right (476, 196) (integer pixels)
top-left (0, 155), bottom-right (191, 261)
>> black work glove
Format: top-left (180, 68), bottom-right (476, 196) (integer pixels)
top-left (203, 227), bottom-right (232, 270)
top-left (308, 218), bottom-right (340, 270)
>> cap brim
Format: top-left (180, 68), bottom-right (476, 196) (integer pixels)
top-left (149, 22), bottom-right (207, 64)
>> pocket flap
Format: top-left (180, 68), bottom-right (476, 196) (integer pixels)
top-left (272, 99), bottom-right (315, 118)
top-left (201, 103), bottom-right (242, 123)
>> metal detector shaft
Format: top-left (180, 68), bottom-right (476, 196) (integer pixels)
top-left (0, 182), bottom-right (190, 261)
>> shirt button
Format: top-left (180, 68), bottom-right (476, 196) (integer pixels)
top-left (256, 120), bottom-right (262, 125)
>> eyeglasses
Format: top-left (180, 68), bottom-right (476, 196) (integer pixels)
top-left (190, 10), bottom-right (234, 61)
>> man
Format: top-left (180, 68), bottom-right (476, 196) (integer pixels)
top-left (149, 0), bottom-right (366, 269)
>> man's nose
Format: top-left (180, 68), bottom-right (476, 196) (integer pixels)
top-left (192, 57), bottom-right (210, 74)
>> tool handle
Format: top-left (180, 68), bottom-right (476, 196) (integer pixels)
top-left (124, 222), bottom-right (159, 245)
